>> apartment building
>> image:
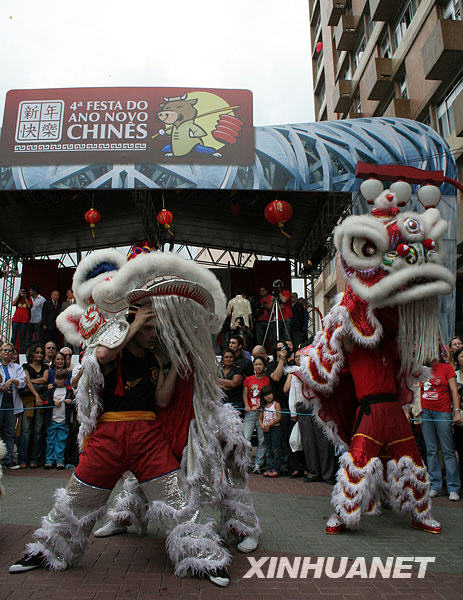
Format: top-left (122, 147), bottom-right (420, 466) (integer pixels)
top-left (309, 0), bottom-right (463, 332)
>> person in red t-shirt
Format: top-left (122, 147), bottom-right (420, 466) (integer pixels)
top-left (242, 357), bottom-right (270, 474)
top-left (11, 289), bottom-right (31, 354)
top-left (421, 359), bottom-right (462, 500)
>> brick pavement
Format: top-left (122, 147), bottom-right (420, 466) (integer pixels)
top-left (1, 469), bottom-right (463, 599)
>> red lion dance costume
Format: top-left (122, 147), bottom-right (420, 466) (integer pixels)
top-left (291, 179), bottom-right (455, 535)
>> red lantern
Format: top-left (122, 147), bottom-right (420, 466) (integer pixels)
top-left (84, 208), bottom-right (101, 238)
top-left (316, 41), bottom-right (323, 53)
top-left (264, 200), bottom-right (293, 238)
top-left (157, 208), bottom-right (174, 236)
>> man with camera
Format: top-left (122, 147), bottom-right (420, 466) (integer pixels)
top-left (266, 280), bottom-right (292, 351)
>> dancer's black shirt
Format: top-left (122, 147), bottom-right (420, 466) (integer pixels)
top-left (102, 348), bottom-right (160, 412)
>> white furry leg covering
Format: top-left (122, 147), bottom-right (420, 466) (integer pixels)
top-left (142, 471), bottom-right (230, 577)
top-left (386, 456), bottom-right (434, 523)
top-left (331, 452), bottom-right (383, 528)
top-left (26, 475), bottom-right (110, 570)
top-left (107, 472), bottom-right (148, 535)
top-left (220, 464), bottom-right (261, 541)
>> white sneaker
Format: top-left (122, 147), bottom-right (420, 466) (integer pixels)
top-left (93, 521), bottom-right (127, 538)
top-left (429, 489), bottom-right (439, 498)
top-left (449, 492), bottom-right (460, 502)
top-left (208, 567), bottom-right (230, 587)
top-left (237, 535), bottom-right (259, 553)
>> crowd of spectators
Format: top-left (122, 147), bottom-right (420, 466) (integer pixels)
top-left (0, 339), bottom-right (79, 471)
top-left (4, 279), bottom-right (463, 501)
top-left (10, 286), bottom-right (76, 353)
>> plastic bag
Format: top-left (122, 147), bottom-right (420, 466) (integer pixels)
top-left (289, 421), bottom-right (302, 452)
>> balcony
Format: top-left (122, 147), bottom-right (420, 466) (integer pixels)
top-left (334, 15), bottom-right (360, 51)
top-left (365, 57), bottom-right (394, 101)
top-left (384, 98), bottom-right (412, 119)
top-left (453, 91), bottom-right (463, 138)
top-left (369, 0), bottom-right (396, 21)
top-left (422, 19), bottom-right (463, 80)
top-left (333, 79), bottom-right (353, 113)
top-left (327, 0), bottom-right (347, 26)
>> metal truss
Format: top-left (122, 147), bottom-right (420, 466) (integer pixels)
top-left (0, 240), bottom-right (21, 342)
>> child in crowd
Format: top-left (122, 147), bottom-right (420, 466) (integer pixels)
top-left (243, 357), bottom-right (270, 473)
top-left (42, 368), bottom-right (74, 470)
top-left (259, 385), bottom-right (282, 478)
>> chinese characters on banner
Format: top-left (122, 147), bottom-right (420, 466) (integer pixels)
top-left (0, 88), bottom-right (254, 166)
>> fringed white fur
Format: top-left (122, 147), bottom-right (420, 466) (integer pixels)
top-left (72, 248), bottom-right (126, 307)
top-left (92, 251), bottom-right (226, 328)
top-left (75, 349), bottom-right (104, 449)
top-left (398, 298), bottom-right (440, 376)
top-left (166, 522), bottom-right (231, 577)
top-left (386, 456), bottom-right (432, 523)
top-left (56, 304), bottom-right (85, 347)
top-left (331, 452), bottom-right (383, 528)
top-left (27, 487), bottom-right (107, 570)
top-left (107, 476), bottom-right (148, 535)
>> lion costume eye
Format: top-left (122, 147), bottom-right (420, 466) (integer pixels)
top-left (404, 218), bottom-right (421, 234)
top-left (352, 238), bottom-right (377, 258)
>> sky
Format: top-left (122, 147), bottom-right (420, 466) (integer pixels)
top-left (0, 0), bottom-right (314, 128)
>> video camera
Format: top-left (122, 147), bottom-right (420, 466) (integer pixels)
top-left (271, 279), bottom-right (284, 299)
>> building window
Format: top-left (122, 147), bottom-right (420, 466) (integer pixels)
top-left (327, 254), bottom-right (336, 275)
top-left (392, 0), bottom-right (417, 50)
top-left (353, 25), bottom-right (366, 71)
top-left (326, 287), bottom-right (338, 310)
top-left (338, 54), bottom-right (352, 81)
top-left (398, 72), bottom-right (409, 99)
top-left (352, 89), bottom-right (362, 113)
top-left (436, 76), bottom-right (463, 137)
top-left (441, 0), bottom-right (461, 19)
top-left (379, 31), bottom-right (392, 58)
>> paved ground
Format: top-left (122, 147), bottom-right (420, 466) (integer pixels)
top-left (1, 468), bottom-right (463, 599)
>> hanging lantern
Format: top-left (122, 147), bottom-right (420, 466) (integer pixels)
top-left (157, 208), bottom-right (174, 236)
top-left (84, 208), bottom-right (101, 238)
top-left (316, 41), bottom-right (323, 53)
top-left (264, 200), bottom-right (293, 238)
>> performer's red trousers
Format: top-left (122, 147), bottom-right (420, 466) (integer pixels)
top-left (75, 417), bottom-right (180, 489)
top-left (349, 400), bottom-right (423, 468)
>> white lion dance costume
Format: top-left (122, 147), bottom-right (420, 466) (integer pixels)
top-left (290, 179), bottom-right (454, 535)
top-left (10, 247), bottom-right (259, 581)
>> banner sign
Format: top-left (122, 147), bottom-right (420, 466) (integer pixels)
top-left (0, 87), bottom-right (254, 166)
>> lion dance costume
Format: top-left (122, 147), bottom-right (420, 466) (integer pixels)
top-left (290, 179), bottom-right (454, 535)
top-left (15, 248), bottom-right (260, 577)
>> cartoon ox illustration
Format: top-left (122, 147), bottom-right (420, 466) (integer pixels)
top-left (157, 94), bottom-right (221, 158)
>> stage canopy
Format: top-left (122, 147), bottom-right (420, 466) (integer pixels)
top-left (0, 116), bottom-right (457, 266)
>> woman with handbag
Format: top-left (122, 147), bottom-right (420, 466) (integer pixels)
top-left (18, 344), bottom-right (49, 468)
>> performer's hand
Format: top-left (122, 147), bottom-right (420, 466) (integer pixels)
top-left (245, 405), bottom-right (251, 412)
top-left (454, 410), bottom-right (462, 425)
top-left (35, 397), bottom-right (43, 406)
top-left (132, 304), bottom-right (155, 329)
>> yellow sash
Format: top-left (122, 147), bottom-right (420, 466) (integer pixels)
top-left (99, 410), bottom-right (156, 422)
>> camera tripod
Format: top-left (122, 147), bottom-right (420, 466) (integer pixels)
top-left (262, 297), bottom-right (291, 349)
